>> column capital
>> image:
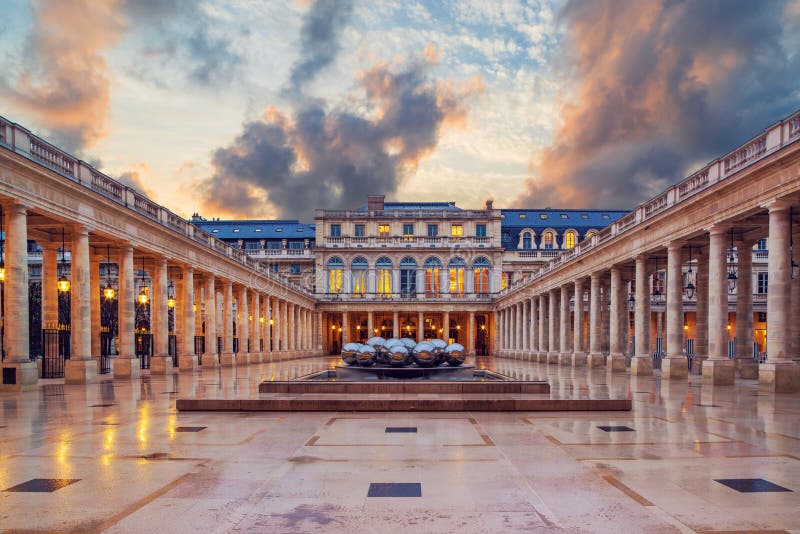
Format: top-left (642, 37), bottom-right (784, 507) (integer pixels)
top-left (71, 223), bottom-right (89, 235)
top-left (666, 239), bottom-right (686, 251)
top-left (706, 222), bottom-right (732, 236)
top-left (762, 197), bottom-right (793, 213)
top-left (5, 202), bottom-right (28, 215)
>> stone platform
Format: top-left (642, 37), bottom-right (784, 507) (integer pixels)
top-left (335, 364), bottom-right (476, 380)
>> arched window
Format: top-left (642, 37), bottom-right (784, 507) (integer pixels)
top-left (376, 256), bottom-right (392, 297)
top-left (585, 229), bottom-right (597, 240)
top-left (542, 231), bottom-right (554, 249)
top-left (564, 230), bottom-right (576, 249)
top-left (400, 256), bottom-right (417, 297)
top-left (448, 256), bottom-right (466, 297)
top-left (522, 232), bottom-right (532, 250)
top-left (327, 257), bottom-right (344, 294)
top-left (351, 257), bottom-right (368, 298)
top-left (472, 256), bottom-right (491, 295)
top-left (424, 257), bottom-right (442, 297)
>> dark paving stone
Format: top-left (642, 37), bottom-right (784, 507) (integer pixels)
top-left (88, 404), bottom-right (116, 408)
top-left (174, 426), bottom-right (206, 432)
top-left (385, 427), bottom-right (417, 433)
top-left (715, 478), bottom-right (792, 493)
top-left (4, 478), bottom-right (81, 492)
top-left (161, 391), bottom-right (178, 395)
top-left (367, 483), bottom-right (422, 497)
top-left (597, 425), bottom-right (635, 432)
top-left (695, 404), bottom-right (722, 408)
top-left (94, 422), bottom-right (120, 426)
top-left (139, 452), bottom-right (170, 460)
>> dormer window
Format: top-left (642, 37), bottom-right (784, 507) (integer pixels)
top-left (519, 214), bottom-right (526, 219)
top-left (212, 229), bottom-right (219, 233)
top-left (254, 228), bottom-right (262, 232)
top-left (540, 214), bottom-right (548, 219)
top-left (232, 228), bottom-right (240, 233)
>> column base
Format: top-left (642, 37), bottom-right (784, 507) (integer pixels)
top-left (735, 358), bottom-right (759, 379)
top-left (248, 352), bottom-right (262, 365)
top-left (558, 353), bottom-right (572, 366)
top-left (0, 361), bottom-right (38, 391)
top-left (236, 354), bottom-right (249, 367)
top-left (691, 356), bottom-right (707, 374)
top-left (758, 361), bottom-right (800, 393)
top-left (113, 358), bottom-right (142, 379)
top-left (606, 354), bottom-right (627, 372)
top-left (220, 352), bottom-right (236, 367)
top-left (65, 359), bottom-right (99, 384)
top-left (547, 352), bottom-right (560, 364)
top-left (661, 356), bottom-right (689, 379)
top-left (630, 355), bottom-right (653, 376)
top-left (701, 359), bottom-right (735, 385)
top-left (149, 356), bottom-right (175, 375)
top-left (571, 352), bottom-right (587, 367)
top-left (588, 353), bottom-right (606, 368)
top-left (178, 354), bottom-right (198, 371)
top-left (202, 353), bottom-right (220, 368)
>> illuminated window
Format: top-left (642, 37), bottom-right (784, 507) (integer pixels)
top-left (378, 224), bottom-right (390, 237)
top-left (326, 257), bottom-right (343, 294)
top-left (522, 232), bottom-right (532, 249)
top-left (450, 224), bottom-right (463, 237)
top-left (448, 257), bottom-right (466, 297)
top-left (351, 257), bottom-right (368, 298)
top-left (376, 256), bottom-right (392, 297)
top-left (564, 231), bottom-right (576, 249)
top-left (403, 223), bottom-right (414, 242)
top-left (424, 257), bottom-right (441, 297)
top-left (519, 214), bottom-right (526, 219)
top-left (586, 230), bottom-right (597, 239)
top-left (473, 257), bottom-right (490, 295)
top-left (501, 272), bottom-right (508, 290)
top-left (542, 231), bottom-right (554, 249)
top-left (539, 214), bottom-right (548, 219)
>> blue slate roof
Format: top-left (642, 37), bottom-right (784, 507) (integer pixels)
top-left (193, 220), bottom-right (316, 240)
top-left (500, 209), bottom-right (629, 251)
top-left (355, 202), bottom-right (462, 211)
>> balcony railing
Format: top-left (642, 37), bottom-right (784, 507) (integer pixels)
top-left (317, 208), bottom-right (498, 219)
top-left (323, 235), bottom-right (496, 247)
top-left (317, 291), bottom-right (496, 303)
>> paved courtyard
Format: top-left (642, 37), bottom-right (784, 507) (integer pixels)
top-left (1, 356), bottom-right (798, 533)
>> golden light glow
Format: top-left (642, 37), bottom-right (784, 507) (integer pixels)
top-left (727, 324), bottom-right (732, 331)
top-left (103, 285), bottom-right (116, 300)
top-left (260, 316), bottom-right (265, 324)
top-left (684, 325), bottom-right (689, 331)
top-left (480, 324), bottom-right (486, 330)
top-left (138, 288), bottom-right (149, 305)
top-left (192, 303), bottom-right (197, 312)
top-left (249, 314), bottom-right (253, 321)
top-left (331, 324), bottom-right (336, 330)
top-left (57, 276), bottom-right (71, 293)
top-left (456, 325), bottom-right (461, 330)
top-left (270, 319), bottom-right (274, 325)
top-left (167, 296), bottom-right (176, 309)
top-left (0, 266), bottom-right (5, 281)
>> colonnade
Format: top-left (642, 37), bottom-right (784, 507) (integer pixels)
top-left (496, 201), bottom-right (800, 392)
top-left (0, 205), bottom-right (320, 390)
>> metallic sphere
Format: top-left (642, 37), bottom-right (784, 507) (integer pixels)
top-left (341, 342), bottom-right (361, 365)
top-left (366, 336), bottom-right (386, 349)
top-left (356, 344), bottom-right (376, 367)
top-left (444, 343), bottom-right (466, 366)
top-left (400, 338), bottom-right (416, 350)
top-left (430, 338), bottom-right (448, 365)
top-left (386, 344), bottom-right (412, 366)
top-left (412, 341), bottom-right (437, 367)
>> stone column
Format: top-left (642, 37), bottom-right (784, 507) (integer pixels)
top-left (601, 278), bottom-right (611, 354)
top-left (341, 310), bottom-right (349, 346)
top-left (64, 225), bottom-right (97, 383)
top-left (468, 311), bottom-right (475, 355)
top-left (114, 244), bottom-right (139, 379)
top-left (0, 204), bottom-right (37, 390)
top-left (761, 202), bottom-right (800, 391)
top-left (178, 266), bottom-right (198, 370)
top-left (631, 254), bottom-right (653, 375)
top-left (661, 242), bottom-right (688, 378)
top-left (417, 311), bottom-right (424, 342)
top-left (588, 273), bottom-right (604, 367)
top-left (521, 300), bottom-right (528, 354)
top-left (529, 298), bottom-right (537, 360)
top-left (443, 310), bottom-right (450, 342)
top-left (281, 300), bottom-right (289, 354)
top-left (538, 294), bottom-right (547, 360)
top-left (559, 284), bottom-right (571, 364)
top-left (150, 257), bottom-right (173, 374)
top-left (393, 311), bottom-right (399, 338)
top-left (693, 247), bottom-right (709, 373)
top-left (734, 240), bottom-right (757, 378)
top-left (702, 226), bottom-right (734, 384)
top-left (90, 254), bottom-right (101, 363)
top-left (289, 303), bottom-right (296, 353)
top-left (548, 288), bottom-right (559, 363)
top-left (203, 276), bottom-right (219, 366)
top-left (572, 279), bottom-right (586, 366)
top-left (607, 267), bottom-right (626, 371)
top-left (221, 281), bottom-right (235, 366)
top-left (238, 286), bottom-right (249, 366)
top-left (251, 291), bottom-right (261, 363)
top-left (367, 311), bottom-right (374, 339)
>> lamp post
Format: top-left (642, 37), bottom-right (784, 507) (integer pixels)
top-left (727, 228), bottom-right (738, 292)
top-left (57, 229), bottom-right (70, 294)
top-left (685, 244), bottom-right (696, 299)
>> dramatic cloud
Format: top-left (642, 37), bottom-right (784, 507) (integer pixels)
top-left (200, 57), bottom-right (483, 220)
top-left (514, 0), bottom-right (800, 210)
top-left (286, 0), bottom-right (354, 95)
top-left (0, 0), bottom-right (125, 152)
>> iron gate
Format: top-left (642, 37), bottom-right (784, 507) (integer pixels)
top-left (168, 334), bottom-right (177, 366)
top-left (136, 333), bottom-right (153, 369)
top-left (233, 337), bottom-right (239, 354)
top-left (41, 328), bottom-right (70, 378)
top-left (194, 335), bottom-right (205, 365)
top-left (99, 329), bottom-right (113, 374)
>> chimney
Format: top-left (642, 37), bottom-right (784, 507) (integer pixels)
top-left (485, 199), bottom-right (494, 210)
top-left (367, 195), bottom-right (385, 211)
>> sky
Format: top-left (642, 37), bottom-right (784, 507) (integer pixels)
top-left (1, 0), bottom-right (799, 223)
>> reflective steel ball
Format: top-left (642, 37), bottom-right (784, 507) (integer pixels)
top-left (400, 338), bottom-right (417, 350)
top-left (387, 344), bottom-right (411, 367)
top-left (430, 338), bottom-right (448, 365)
top-left (412, 341), bottom-right (437, 367)
top-left (444, 343), bottom-right (466, 366)
top-left (341, 342), bottom-right (361, 366)
top-left (356, 344), bottom-right (376, 367)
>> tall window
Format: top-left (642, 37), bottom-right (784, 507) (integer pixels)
top-left (757, 272), bottom-right (768, 294)
top-left (522, 232), bottom-right (532, 249)
top-left (424, 257), bottom-right (442, 297)
top-left (376, 256), bottom-right (392, 297)
top-left (351, 257), bottom-right (368, 298)
top-left (403, 223), bottom-right (414, 242)
top-left (756, 238), bottom-right (767, 250)
top-left (354, 224), bottom-right (365, 237)
top-left (378, 224), bottom-right (390, 237)
top-left (502, 272), bottom-right (508, 290)
top-left (475, 224), bottom-right (486, 237)
top-left (542, 231), bottom-right (554, 249)
top-left (451, 224), bottom-right (463, 237)
top-left (330, 224), bottom-right (341, 237)
top-left (448, 257), bottom-right (466, 297)
top-left (564, 230), bottom-right (576, 249)
top-left (400, 256), bottom-right (417, 297)
top-left (327, 257), bottom-right (343, 294)
top-left (427, 224), bottom-right (438, 237)
top-left (473, 257), bottom-right (491, 295)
